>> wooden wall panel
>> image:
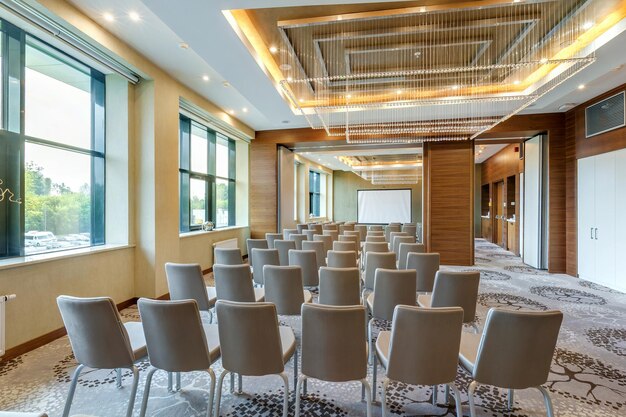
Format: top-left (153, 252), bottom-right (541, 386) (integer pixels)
top-left (424, 142), bottom-right (474, 266)
top-left (481, 144), bottom-right (521, 184)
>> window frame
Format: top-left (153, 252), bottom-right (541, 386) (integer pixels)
top-left (309, 170), bottom-right (321, 217)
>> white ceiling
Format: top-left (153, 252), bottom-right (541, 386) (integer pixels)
top-left (297, 145), bottom-right (422, 171)
top-left (474, 144), bottom-right (508, 164)
top-left (65, 0), bottom-right (626, 132)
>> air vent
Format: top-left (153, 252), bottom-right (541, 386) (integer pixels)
top-left (585, 91), bottom-right (625, 138)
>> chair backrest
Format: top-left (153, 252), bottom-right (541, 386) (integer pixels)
top-left (214, 264), bottom-right (256, 302)
top-left (364, 252), bottom-right (397, 291)
top-left (265, 233), bottom-right (283, 249)
top-left (398, 243), bottom-right (425, 269)
top-left (363, 241), bottom-right (390, 255)
top-left (386, 306), bottom-right (464, 386)
top-left (333, 240), bottom-right (357, 254)
top-left (431, 270), bottom-right (480, 323)
top-left (215, 301), bottom-right (285, 376)
top-left (318, 267), bottom-right (361, 306)
top-left (57, 296), bottom-right (134, 369)
top-left (366, 235), bottom-right (386, 243)
top-left (369, 225), bottom-right (383, 231)
top-left (354, 225), bottom-right (368, 242)
top-left (283, 229), bottom-right (298, 240)
top-left (327, 250), bottom-right (357, 268)
top-left (389, 231), bottom-right (408, 247)
top-left (302, 240), bottom-right (327, 268)
top-left (402, 224), bottom-right (417, 237)
top-left (250, 248), bottom-right (280, 285)
top-left (246, 239), bottom-right (268, 257)
top-left (385, 224), bottom-right (402, 241)
top-left (339, 224), bottom-right (355, 234)
top-left (322, 223), bottom-right (338, 231)
top-left (165, 263), bottom-right (210, 310)
top-left (296, 223), bottom-right (309, 233)
top-left (309, 224), bottom-right (323, 234)
top-left (473, 308), bottom-right (563, 389)
top-left (322, 230), bottom-right (339, 242)
top-left (301, 304), bottom-right (367, 382)
top-left (371, 269), bottom-right (417, 320)
top-left (338, 234), bottom-right (359, 246)
top-left (289, 233), bottom-right (308, 250)
top-left (214, 247), bottom-right (243, 266)
top-left (288, 249), bottom-right (319, 286)
top-left (367, 230), bottom-right (384, 237)
top-left (393, 236), bottom-right (416, 258)
top-left (138, 298), bottom-right (213, 372)
top-left (407, 252), bottom-right (439, 292)
top-left (303, 229), bottom-right (317, 241)
top-left (313, 234), bottom-right (334, 253)
top-left (274, 239), bottom-right (296, 266)
top-left (263, 265), bottom-right (305, 315)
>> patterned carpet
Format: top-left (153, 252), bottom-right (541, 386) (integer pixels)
top-left (1, 239), bottom-right (625, 417)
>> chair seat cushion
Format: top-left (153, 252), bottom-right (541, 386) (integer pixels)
top-left (202, 323), bottom-right (222, 363)
top-left (417, 294), bottom-right (431, 308)
top-left (279, 326), bottom-right (296, 363)
top-left (124, 321), bottom-right (147, 360)
top-left (304, 290), bottom-right (313, 304)
top-left (206, 287), bottom-right (217, 307)
top-left (254, 287), bottom-right (265, 302)
top-left (375, 330), bottom-right (391, 370)
top-left (459, 331), bottom-right (481, 375)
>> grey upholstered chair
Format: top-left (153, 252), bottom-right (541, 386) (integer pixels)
top-left (384, 224), bottom-right (402, 242)
top-left (289, 233), bottom-right (308, 250)
top-left (362, 241), bottom-right (391, 270)
top-left (327, 250), bottom-right (357, 268)
top-left (366, 269), bottom-right (416, 367)
top-left (283, 228), bottom-right (298, 241)
top-left (322, 229), bottom-right (339, 242)
top-left (344, 231), bottom-right (360, 243)
top-left (165, 263), bottom-right (216, 322)
top-left (213, 264), bottom-right (265, 302)
top-left (418, 270), bottom-right (480, 325)
top-left (355, 225), bottom-right (368, 242)
top-left (375, 306), bottom-right (464, 415)
top-left (333, 240), bottom-right (358, 255)
top-left (137, 298), bottom-right (220, 417)
top-left (389, 232), bottom-right (408, 249)
top-left (288, 249), bottom-right (319, 287)
top-left (309, 224), bottom-right (323, 234)
top-left (214, 301), bottom-right (297, 417)
top-left (398, 243), bottom-right (425, 269)
top-left (366, 235), bottom-right (386, 243)
top-left (303, 229), bottom-right (317, 241)
top-left (322, 223), bottom-right (338, 231)
top-left (302, 240), bottom-right (327, 268)
top-left (56, 296), bottom-right (146, 417)
top-left (318, 267), bottom-right (361, 306)
top-left (339, 223), bottom-right (355, 234)
top-left (214, 247), bottom-right (243, 266)
top-left (250, 248), bottom-right (280, 286)
top-left (246, 238), bottom-right (268, 258)
top-left (459, 308), bottom-right (563, 417)
top-left (363, 252), bottom-right (397, 298)
top-left (367, 230), bottom-right (384, 237)
top-left (338, 234), bottom-right (359, 248)
top-left (295, 304), bottom-right (372, 417)
top-left (313, 234), bottom-right (333, 254)
top-left (274, 239), bottom-right (296, 266)
top-left (265, 233), bottom-right (283, 249)
top-left (263, 265), bottom-right (313, 315)
top-left (406, 252), bottom-right (439, 292)
top-left (393, 236), bottom-right (415, 259)
top-left (402, 224), bottom-right (417, 237)
top-left (369, 225), bottom-right (384, 231)
top-left (296, 223), bottom-right (309, 233)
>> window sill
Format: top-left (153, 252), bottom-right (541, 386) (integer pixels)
top-left (0, 244), bottom-right (135, 272)
top-left (179, 225), bottom-right (248, 239)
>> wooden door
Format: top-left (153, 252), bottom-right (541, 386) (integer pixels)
top-left (494, 182), bottom-right (504, 247)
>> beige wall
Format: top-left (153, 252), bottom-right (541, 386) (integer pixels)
top-left (0, 0), bottom-right (252, 351)
top-left (333, 171), bottom-right (422, 224)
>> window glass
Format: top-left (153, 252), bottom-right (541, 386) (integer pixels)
top-left (216, 135), bottom-right (229, 178)
top-left (216, 178), bottom-right (229, 228)
top-left (190, 123), bottom-right (208, 174)
top-left (190, 178), bottom-right (207, 226)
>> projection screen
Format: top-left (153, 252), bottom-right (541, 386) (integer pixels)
top-left (357, 189), bottom-right (412, 224)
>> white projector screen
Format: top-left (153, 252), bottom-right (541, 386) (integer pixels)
top-left (357, 189), bottom-right (412, 224)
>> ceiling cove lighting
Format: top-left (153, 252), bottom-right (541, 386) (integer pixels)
top-left (202, 75), bottom-right (210, 82)
top-left (103, 12), bottom-right (115, 22)
top-left (128, 11), bottom-right (141, 22)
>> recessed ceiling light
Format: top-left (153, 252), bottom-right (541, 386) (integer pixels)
top-left (540, 57), bottom-right (549, 64)
top-left (179, 42), bottom-right (189, 50)
top-left (282, 120), bottom-right (290, 124)
top-left (578, 84), bottom-right (586, 90)
top-left (228, 109), bottom-right (235, 115)
top-left (396, 89), bottom-right (402, 94)
top-left (103, 12), bottom-right (115, 22)
top-left (513, 80), bottom-right (521, 85)
top-left (242, 107), bottom-right (248, 113)
top-left (128, 11), bottom-right (140, 22)
top-left (582, 21), bottom-right (594, 30)
top-left (222, 81), bottom-right (231, 88)
top-left (202, 75), bottom-right (209, 82)
top-left (269, 46), bottom-right (278, 54)
top-left (287, 76), bottom-right (293, 82)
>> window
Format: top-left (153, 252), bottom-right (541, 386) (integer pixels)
top-left (0, 20), bottom-right (105, 259)
top-left (309, 170), bottom-right (321, 217)
top-left (179, 115), bottom-right (236, 232)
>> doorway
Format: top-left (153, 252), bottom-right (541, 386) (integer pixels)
top-left (493, 181), bottom-right (505, 247)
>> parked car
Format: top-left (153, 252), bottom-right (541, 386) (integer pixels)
top-left (24, 231), bottom-right (58, 248)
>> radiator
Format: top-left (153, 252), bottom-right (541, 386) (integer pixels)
top-left (1, 294), bottom-right (16, 357)
top-left (212, 238), bottom-right (238, 249)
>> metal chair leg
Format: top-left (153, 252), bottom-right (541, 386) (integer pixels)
top-left (293, 349), bottom-right (299, 394)
top-left (278, 372), bottom-right (290, 417)
top-left (116, 368), bottom-right (123, 388)
top-left (468, 380), bottom-right (478, 417)
top-left (372, 354), bottom-right (378, 403)
top-left (176, 372), bottom-right (182, 391)
top-left (168, 372), bottom-right (173, 392)
top-left (445, 385), bottom-right (450, 405)
top-left (432, 385), bottom-right (438, 405)
top-left (303, 378), bottom-right (308, 396)
top-left (237, 374), bottom-right (243, 394)
top-left (230, 372), bottom-right (235, 393)
top-left (206, 368), bottom-right (216, 417)
top-left (126, 366), bottom-right (140, 417)
top-left (214, 370), bottom-right (230, 417)
top-left (508, 388), bottom-right (514, 410)
top-left (360, 378), bottom-right (373, 417)
top-left (448, 383), bottom-right (464, 417)
top-left (537, 386), bottom-right (555, 417)
top-left (368, 317), bottom-right (375, 365)
top-left (294, 375), bottom-right (307, 417)
top-left (139, 367), bottom-right (158, 417)
top-left (62, 364), bottom-right (85, 417)
top-left (381, 378), bottom-right (390, 417)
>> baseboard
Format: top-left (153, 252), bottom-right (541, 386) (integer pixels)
top-left (1, 297), bottom-right (138, 363)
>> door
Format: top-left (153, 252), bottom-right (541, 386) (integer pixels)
top-left (494, 182), bottom-right (505, 247)
top-left (594, 152), bottom-right (616, 287)
top-left (577, 157), bottom-right (595, 281)
top-left (615, 149), bottom-right (626, 291)
top-left (523, 136), bottom-right (542, 268)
